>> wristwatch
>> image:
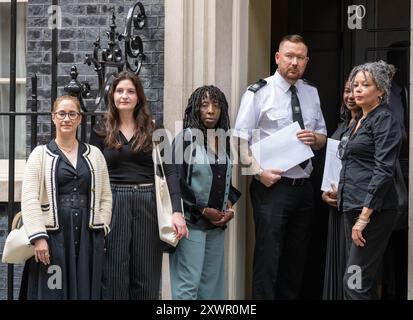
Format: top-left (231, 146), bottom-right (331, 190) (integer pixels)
top-left (255, 168), bottom-right (264, 180)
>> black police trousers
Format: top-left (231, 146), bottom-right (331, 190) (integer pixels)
top-left (250, 177), bottom-right (314, 299)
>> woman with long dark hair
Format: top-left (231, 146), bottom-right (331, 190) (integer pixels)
top-left (90, 71), bottom-right (188, 300)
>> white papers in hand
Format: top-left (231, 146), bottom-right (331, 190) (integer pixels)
top-left (321, 138), bottom-right (342, 192)
top-left (250, 122), bottom-right (314, 172)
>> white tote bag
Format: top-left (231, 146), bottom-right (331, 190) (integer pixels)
top-left (2, 212), bottom-right (34, 264)
top-left (153, 143), bottom-right (179, 247)
top-left (2, 146), bottom-right (46, 264)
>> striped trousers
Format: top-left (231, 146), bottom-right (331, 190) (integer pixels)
top-left (102, 184), bottom-right (163, 300)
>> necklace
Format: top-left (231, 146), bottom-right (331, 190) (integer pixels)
top-left (55, 139), bottom-right (77, 153)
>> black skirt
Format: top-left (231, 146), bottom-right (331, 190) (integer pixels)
top-left (21, 204), bottom-right (105, 300)
top-left (322, 207), bottom-right (346, 300)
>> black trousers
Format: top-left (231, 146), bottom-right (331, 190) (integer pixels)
top-left (342, 210), bottom-right (397, 300)
top-left (102, 184), bottom-right (163, 300)
top-left (250, 178), bottom-right (314, 299)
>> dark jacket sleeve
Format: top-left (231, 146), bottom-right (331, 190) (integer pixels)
top-left (160, 133), bottom-right (183, 213)
top-left (363, 112), bottom-right (402, 211)
top-left (171, 132), bottom-right (207, 220)
top-left (228, 184), bottom-right (241, 206)
top-left (164, 163), bottom-right (183, 213)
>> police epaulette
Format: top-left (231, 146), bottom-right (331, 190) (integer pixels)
top-left (303, 78), bottom-right (316, 87)
top-left (248, 79), bottom-right (267, 93)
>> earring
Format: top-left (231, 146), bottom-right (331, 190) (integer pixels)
top-left (378, 96), bottom-right (384, 103)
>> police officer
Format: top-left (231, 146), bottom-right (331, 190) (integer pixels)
top-left (233, 34), bottom-right (327, 299)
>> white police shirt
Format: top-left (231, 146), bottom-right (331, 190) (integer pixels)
top-left (234, 70), bottom-right (327, 178)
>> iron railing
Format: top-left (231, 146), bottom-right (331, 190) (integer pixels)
top-left (2, 0), bottom-right (146, 299)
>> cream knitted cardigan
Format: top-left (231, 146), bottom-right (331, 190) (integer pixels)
top-left (21, 143), bottom-right (112, 243)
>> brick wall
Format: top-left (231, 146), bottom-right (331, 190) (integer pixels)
top-left (25, 0), bottom-right (164, 146)
top-left (0, 0), bottom-right (164, 300)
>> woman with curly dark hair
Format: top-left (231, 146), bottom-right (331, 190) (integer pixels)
top-left (90, 71), bottom-right (188, 299)
top-left (169, 85), bottom-right (241, 299)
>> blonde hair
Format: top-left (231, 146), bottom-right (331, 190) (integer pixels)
top-left (53, 95), bottom-right (81, 113)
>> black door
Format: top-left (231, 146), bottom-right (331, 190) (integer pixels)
top-left (348, 0), bottom-right (410, 300)
top-left (271, 0), bottom-right (410, 299)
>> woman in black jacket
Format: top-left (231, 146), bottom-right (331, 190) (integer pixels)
top-left (169, 85), bottom-right (240, 300)
top-left (337, 61), bottom-right (402, 300)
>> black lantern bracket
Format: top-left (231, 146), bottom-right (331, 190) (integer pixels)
top-left (64, 2), bottom-right (146, 112)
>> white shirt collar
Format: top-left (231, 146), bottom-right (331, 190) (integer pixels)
top-left (274, 70), bottom-right (301, 94)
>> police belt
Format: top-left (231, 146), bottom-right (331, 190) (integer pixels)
top-left (278, 177), bottom-right (309, 186)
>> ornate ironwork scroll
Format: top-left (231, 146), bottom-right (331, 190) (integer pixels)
top-left (64, 2), bottom-right (146, 111)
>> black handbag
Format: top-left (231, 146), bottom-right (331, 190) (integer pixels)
top-left (393, 160), bottom-right (408, 230)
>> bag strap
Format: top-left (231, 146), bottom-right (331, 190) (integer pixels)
top-left (11, 212), bottom-right (23, 230)
top-left (154, 143), bottom-right (166, 178)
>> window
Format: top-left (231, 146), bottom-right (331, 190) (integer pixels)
top-left (0, 0), bottom-right (27, 159)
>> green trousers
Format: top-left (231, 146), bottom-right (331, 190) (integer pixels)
top-left (169, 225), bottom-right (225, 300)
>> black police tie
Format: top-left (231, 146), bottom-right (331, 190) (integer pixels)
top-left (290, 85), bottom-right (309, 169)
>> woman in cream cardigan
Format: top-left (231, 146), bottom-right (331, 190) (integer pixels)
top-left (20, 95), bottom-right (112, 300)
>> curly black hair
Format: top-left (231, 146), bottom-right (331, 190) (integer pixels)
top-left (183, 85), bottom-right (231, 157)
top-left (183, 85), bottom-right (230, 131)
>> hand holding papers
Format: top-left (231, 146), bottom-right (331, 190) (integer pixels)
top-left (321, 138), bottom-right (342, 192)
top-left (250, 122), bottom-right (314, 171)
